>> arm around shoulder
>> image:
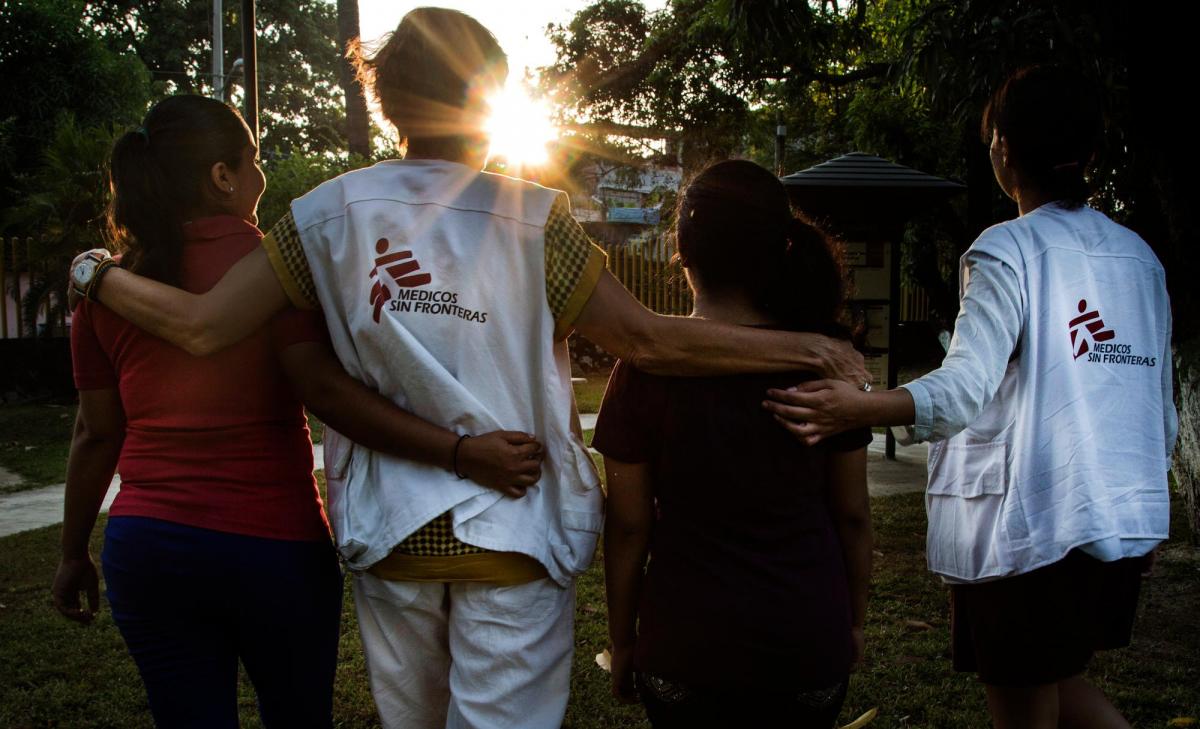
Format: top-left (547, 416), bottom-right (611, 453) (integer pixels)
top-left (90, 248), bottom-right (290, 356)
top-left (571, 272), bottom-right (868, 382)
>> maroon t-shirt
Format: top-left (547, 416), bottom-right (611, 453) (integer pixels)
top-left (593, 358), bottom-right (871, 689)
top-left (70, 215), bottom-right (331, 542)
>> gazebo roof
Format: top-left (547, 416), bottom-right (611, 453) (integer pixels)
top-left (781, 152), bottom-right (964, 190)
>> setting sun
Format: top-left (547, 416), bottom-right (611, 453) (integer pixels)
top-left (485, 82), bottom-right (557, 168)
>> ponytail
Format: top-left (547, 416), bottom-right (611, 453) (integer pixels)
top-left (107, 129), bottom-right (185, 284)
top-left (677, 159), bottom-right (850, 337)
top-left (760, 217), bottom-right (848, 336)
top-left (105, 95), bottom-right (251, 285)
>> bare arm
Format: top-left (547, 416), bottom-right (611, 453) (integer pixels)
top-left (602, 456), bottom-right (654, 704)
top-left (279, 341), bottom-right (543, 498)
top-left (52, 389), bottom-right (126, 624)
top-left (826, 446), bottom-right (872, 667)
top-left (573, 272), bottom-right (868, 383)
top-left (765, 382), bottom-right (915, 446)
top-left (91, 248), bottom-right (290, 357)
top-left (764, 250), bottom-right (1021, 444)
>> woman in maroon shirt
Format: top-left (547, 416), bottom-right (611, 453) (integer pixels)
top-left (595, 160), bottom-right (873, 728)
top-left (51, 95), bottom-right (543, 728)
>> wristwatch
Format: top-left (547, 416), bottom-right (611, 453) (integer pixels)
top-left (70, 249), bottom-right (117, 301)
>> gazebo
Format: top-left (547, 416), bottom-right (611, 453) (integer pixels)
top-left (781, 152), bottom-right (965, 458)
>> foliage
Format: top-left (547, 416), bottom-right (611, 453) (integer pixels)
top-left (83, 0), bottom-right (347, 158)
top-left (1, 0), bottom-right (357, 318)
top-left (0, 0), bottom-right (149, 202)
top-left (545, 0), bottom-right (756, 168)
top-left (3, 116), bottom-right (119, 332)
top-left (258, 153), bottom-right (374, 231)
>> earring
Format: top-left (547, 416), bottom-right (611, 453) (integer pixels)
top-left (228, 185), bottom-right (235, 192)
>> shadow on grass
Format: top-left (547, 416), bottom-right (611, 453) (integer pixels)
top-left (2, 493), bottom-right (1196, 728)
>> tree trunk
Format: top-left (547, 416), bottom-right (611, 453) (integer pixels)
top-left (1173, 336), bottom-right (1200, 544)
top-left (337, 0), bottom-right (370, 157)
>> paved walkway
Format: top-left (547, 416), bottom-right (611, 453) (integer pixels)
top-left (0, 428), bottom-right (927, 539)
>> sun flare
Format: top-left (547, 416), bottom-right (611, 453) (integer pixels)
top-left (485, 83), bottom-right (557, 169)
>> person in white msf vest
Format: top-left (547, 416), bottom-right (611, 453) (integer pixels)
top-left (67, 9), bottom-right (871, 728)
top-left (764, 66), bottom-right (1177, 729)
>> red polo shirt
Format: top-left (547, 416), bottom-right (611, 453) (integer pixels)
top-left (70, 216), bottom-right (331, 541)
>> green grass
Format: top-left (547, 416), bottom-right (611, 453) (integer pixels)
top-left (0, 404), bottom-right (76, 494)
top-left (573, 373), bottom-right (611, 415)
top-left (4, 489), bottom-right (1196, 728)
top-left (307, 411), bottom-right (325, 445)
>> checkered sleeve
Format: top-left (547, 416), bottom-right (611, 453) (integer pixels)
top-left (544, 195), bottom-right (607, 339)
top-left (261, 211), bottom-right (319, 310)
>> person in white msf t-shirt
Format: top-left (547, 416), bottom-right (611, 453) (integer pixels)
top-left (764, 65), bottom-right (1176, 729)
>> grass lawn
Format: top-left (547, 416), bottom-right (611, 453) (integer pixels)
top-left (2, 487), bottom-right (1196, 728)
top-left (574, 373), bottom-right (611, 415)
top-left (0, 403), bottom-right (76, 494)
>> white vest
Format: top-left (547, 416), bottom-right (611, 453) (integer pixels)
top-left (291, 160), bottom-right (602, 587)
top-left (925, 204), bottom-right (1173, 581)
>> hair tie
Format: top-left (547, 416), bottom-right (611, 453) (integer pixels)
top-left (135, 127), bottom-right (150, 144)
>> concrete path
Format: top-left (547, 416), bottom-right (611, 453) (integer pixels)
top-left (0, 431), bottom-right (926, 538)
top-left (0, 474), bottom-right (122, 539)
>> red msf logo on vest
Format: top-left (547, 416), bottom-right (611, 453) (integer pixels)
top-left (369, 237), bottom-right (431, 323)
top-left (1068, 298), bottom-right (1114, 360)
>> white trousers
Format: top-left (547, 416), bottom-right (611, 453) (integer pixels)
top-left (353, 573), bottom-right (575, 729)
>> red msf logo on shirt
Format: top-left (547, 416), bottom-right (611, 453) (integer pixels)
top-left (1068, 298), bottom-right (1115, 360)
top-left (369, 237), bottom-right (431, 323)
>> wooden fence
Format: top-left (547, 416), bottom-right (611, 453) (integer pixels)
top-left (601, 237), bottom-right (693, 315)
top-left (1, 235), bottom-right (67, 339)
top-left (601, 236), bottom-right (934, 322)
top-left (899, 284), bottom-right (931, 322)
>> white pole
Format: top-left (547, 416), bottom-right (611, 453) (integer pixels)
top-left (212, 0), bottom-right (224, 99)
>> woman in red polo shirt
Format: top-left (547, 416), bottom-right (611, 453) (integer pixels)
top-left (51, 95), bottom-right (543, 729)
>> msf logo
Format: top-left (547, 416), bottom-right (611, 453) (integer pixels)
top-left (1068, 298), bottom-right (1115, 360)
top-left (369, 237), bottom-right (432, 323)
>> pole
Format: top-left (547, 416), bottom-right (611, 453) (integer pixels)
top-left (774, 111), bottom-right (786, 177)
top-left (212, 0), bottom-right (224, 100)
top-left (886, 225), bottom-right (902, 460)
top-left (0, 237), bottom-right (7, 339)
top-left (241, 0), bottom-right (259, 145)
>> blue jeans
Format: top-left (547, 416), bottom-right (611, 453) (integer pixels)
top-left (102, 516), bottom-right (343, 729)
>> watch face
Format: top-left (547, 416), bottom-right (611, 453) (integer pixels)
top-left (73, 261), bottom-right (94, 283)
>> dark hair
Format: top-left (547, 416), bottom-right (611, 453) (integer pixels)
top-left (981, 65), bottom-right (1102, 208)
top-left (676, 159), bottom-right (848, 335)
top-left (351, 8), bottom-right (507, 147)
top-left (107, 95), bottom-right (251, 284)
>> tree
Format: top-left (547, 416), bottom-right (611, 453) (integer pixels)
top-left (83, 0), bottom-right (347, 157)
top-left (3, 116), bottom-right (119, 334)
top-left (337, 0), bottom-right (370, 157)
top-left (544, 0), bottom-right (759, 170)
top-left (0, 0), bottom-right (149, 201)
